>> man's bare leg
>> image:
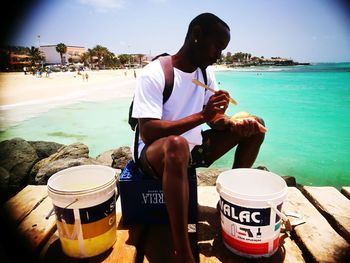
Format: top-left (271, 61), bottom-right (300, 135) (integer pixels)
top-left (145, 135), bottom-right (195, 263)
top-left (201, 117), bottom-right (265, 168)
top-left (232, 132), bottom-right (265, 168)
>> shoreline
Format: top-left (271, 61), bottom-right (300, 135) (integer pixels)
top-left (0, 69), bottom-right (139, 129)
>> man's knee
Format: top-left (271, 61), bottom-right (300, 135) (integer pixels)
top-left (164, 135), bottom-right (190, 161)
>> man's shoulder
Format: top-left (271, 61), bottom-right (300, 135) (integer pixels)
top-left (141, 59), bottom-right (162, 76)
top-left (137, 59), bottom-right (165, 90)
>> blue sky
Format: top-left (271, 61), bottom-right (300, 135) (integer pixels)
top-left (8, 0), bottom-right (350, 62)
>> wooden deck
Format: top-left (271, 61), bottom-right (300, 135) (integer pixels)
top-left (1, 185), bottom-right (350, 263)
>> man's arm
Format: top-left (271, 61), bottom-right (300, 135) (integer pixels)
top-left (139, 90), bottom-right (230, 145)
top-left (139, 114), bottom-right (205, 145)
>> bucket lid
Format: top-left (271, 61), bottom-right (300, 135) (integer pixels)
top-left (47, 165), bottom-right (116, 195)
top-left (216, 168), bottom-right (287, 201)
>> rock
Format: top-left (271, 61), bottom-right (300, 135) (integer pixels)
top-left (34, 157), bottom-right (101, 185)
top-left (196, 166), bottom-right (296, 187)
top-left (0, 138), bottom-right (39, 194)
top-left (282, 176), bottom-right (297, 187)
top-left (254, 165), bottom-right (270, 171)
top-left (197, 168), bottom-right (228, 186)
top-left (0, 166), bottom-right (11, 201)
top-left (95, 149), bottom-right (114, 166)
top-left (111, 146), bottom-right (132, 169)
top-left (29, 142), bottom-right (89, 184)
top-left (0, 166), bottom-right (10, 189)
top-left (28, 141), bottom-right (64, 159)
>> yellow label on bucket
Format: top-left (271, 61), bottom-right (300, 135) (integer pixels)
top-left (54, 193), bottom-right (116, 258)
top-left (57, 213), bottom-right (115, 239)
top-left (60, 225), bottom-right (116, 258)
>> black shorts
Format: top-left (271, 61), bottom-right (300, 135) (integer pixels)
top-left (138, 140), bottom-right (213, 179)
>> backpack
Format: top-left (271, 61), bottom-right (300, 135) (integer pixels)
top-left (129, 54), bottom-right (208, 164)
top-left (128, 54), bottom-right (173, 131)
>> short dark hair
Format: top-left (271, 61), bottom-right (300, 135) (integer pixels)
top-left (185, 13), bottom-right (230, 40)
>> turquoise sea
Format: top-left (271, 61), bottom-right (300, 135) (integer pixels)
top-left (1, 63), bottom-right (349, 188)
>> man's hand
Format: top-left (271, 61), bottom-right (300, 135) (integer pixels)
top-left (229, 116), bottom-right (266, 137)
top-left (208, 114), bottom-right (231, 130)
top-left (202, 90), bottom-right (230, 122)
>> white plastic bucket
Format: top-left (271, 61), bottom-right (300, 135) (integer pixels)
top-left (47, 165), bottom-right (117, 258)
top-left (216, 168), bottom-right (288, 258)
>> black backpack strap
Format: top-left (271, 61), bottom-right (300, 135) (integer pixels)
top-left (133, 124), bottom-right (141, 167)
top-left (200, 67), bottom-right (207, 85)
top-left (158, 56), bottom-right (174, 103)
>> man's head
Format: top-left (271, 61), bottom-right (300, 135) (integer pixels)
top-left (184, 13), bottom-right (230, 68)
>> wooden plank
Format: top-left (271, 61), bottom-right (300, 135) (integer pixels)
top-left (141, 224), bottom-right (175, 263)
top-left (39, 230), bottom-right (61, 261)
top-left (302, 186), bottom-right (350, 243)
top-left (282, 187), bottom-right (350, 262)
top-left (4, 185), bottom-right (49, 225)
top-left (197, 186), bottom-right (244, 263)
top-left (2, 184), bottom-right (56, 259)
top-left (197, 186), bottom-right (304, 263)
top-left (17, 194), bottom-right (57, 251)
top-left (140, 219), bottom-right (198, 262)
top-left (280, 237), bottom-right (306, 263)
top-left (341, 187), bottom-right (350, 199)
top-left (100, 196), bottom-right (141, 263)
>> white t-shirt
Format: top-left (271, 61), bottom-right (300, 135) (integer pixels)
top-left (131, 59), bottom-right (219, 157)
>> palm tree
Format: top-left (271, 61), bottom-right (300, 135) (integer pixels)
top-left (118, 54), bottom-right (131, 66)
top-left (86, 48), bottom-right (96, 68)
top-left (80, 52), bottom-right (90, 67)
top-left (136, 54), bottom-right (144, 66)
top-left (104, 51), bottom-right (117, 68)
top-left (56, 43), bottom-right (67, 66)
top-left (91, 45), bottom-right (109, 69)
top-left (28, 46), bottom-right (44, 66)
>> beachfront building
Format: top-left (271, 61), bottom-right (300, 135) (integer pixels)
top-left (39, 45), bottom-right (86, 65)
top-left (9, 53), bottom-right (31, 68)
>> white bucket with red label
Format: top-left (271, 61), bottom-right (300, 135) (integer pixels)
top-left (216, 168), bottom-right (288, 258)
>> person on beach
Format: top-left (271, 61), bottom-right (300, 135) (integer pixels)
top-left (131, 13), bottom-right (265, 262)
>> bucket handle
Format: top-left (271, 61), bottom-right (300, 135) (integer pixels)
top-left (45, 198), bottom-right (79, 220)
top-left (267, 201), bottom-right (292, 232)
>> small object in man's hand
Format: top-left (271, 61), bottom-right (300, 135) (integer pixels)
top-left (230, 111), bottom-right (267, 133)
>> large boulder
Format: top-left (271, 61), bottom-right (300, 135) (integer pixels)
top-left (28, 141), bottom-right (64, 159)
top-left (0, 166), bottom-right (10, 201)
top-left (197, 168), bottom-right (227, 186)
top-left (111, 146), bottom-right (132, 169)
top-left (0, 166), bottom-right (10, 189)
top-left (34, 157), bottom-right (101, 185)
top-left (95, 149), bottom-right (114, 166)
top-left (29, 142), bottom-right (89, 183)
top-left (0, 138), bottom-right (39, 197)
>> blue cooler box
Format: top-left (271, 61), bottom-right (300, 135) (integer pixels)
top-left (118, 160), bottom-right (198, 225)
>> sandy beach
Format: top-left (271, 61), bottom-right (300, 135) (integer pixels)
top-left (0, 69), bottom-right (141, 107)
